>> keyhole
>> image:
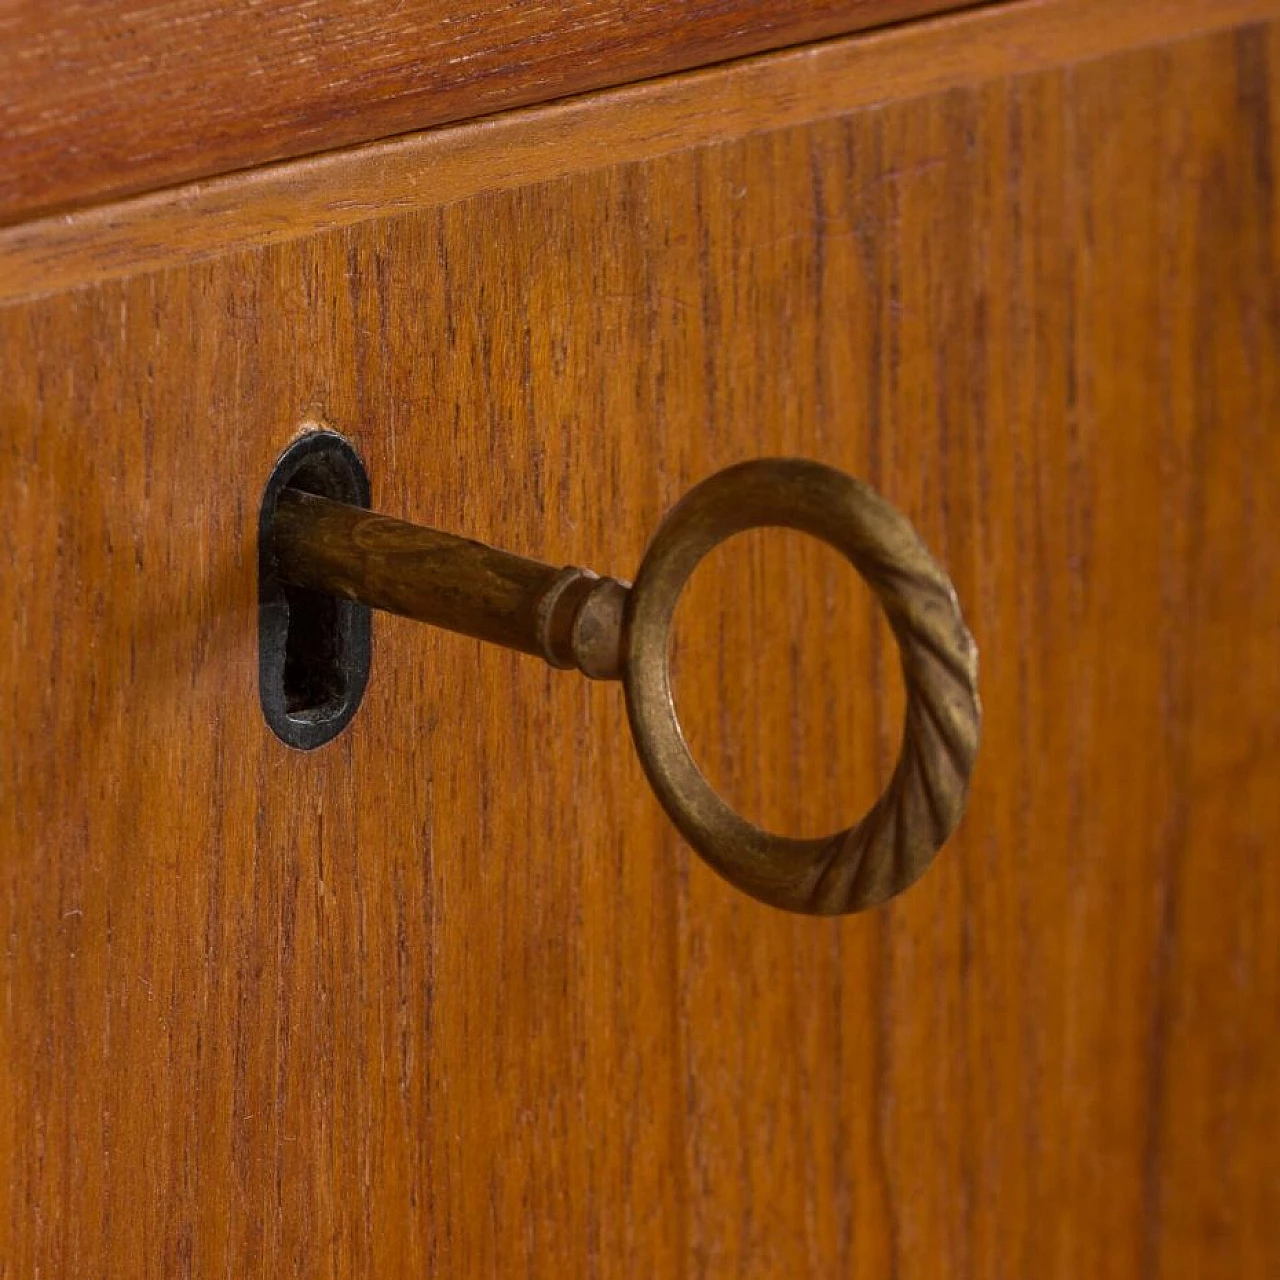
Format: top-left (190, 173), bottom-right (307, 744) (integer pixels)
top-left (258, 429), bottom-right (372, 749)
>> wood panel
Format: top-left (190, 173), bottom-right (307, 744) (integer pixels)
top-left (4, 0), bottom-right (1277, 305)
top-left (0, 0), bottom-right (982, 226)
top-left (2, 12), bottom-right (1279, 1278)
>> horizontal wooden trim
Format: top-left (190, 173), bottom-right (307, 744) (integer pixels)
top-left (1, 0), bottom-right (1276, 305)
top-left (0, 0), bottom-right (986, 227)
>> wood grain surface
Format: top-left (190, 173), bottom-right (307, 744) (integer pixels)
top-left (0, 0), bottom-right (982, 227)
top-left (4, 0), bottom-right (1278, 305)
top-left (3, 10), bottom-right (1280, 1279)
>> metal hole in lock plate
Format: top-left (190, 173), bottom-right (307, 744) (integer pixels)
top-left (258, 429), bottom-right (372, 749)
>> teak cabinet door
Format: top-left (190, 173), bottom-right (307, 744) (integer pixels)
top-left (2, 5), bottom-right (1279, 1276)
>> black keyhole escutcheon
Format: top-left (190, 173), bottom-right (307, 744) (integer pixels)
top-left (259, 429), bottom-right (372, 749)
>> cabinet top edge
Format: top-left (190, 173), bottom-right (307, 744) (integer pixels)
top-left (0, 0), bottom-right (986, 229)
top-left (1, 0), bottom-right (1275, 307)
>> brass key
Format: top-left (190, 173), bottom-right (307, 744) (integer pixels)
top-left (268, 455), bottom-right (980, 916)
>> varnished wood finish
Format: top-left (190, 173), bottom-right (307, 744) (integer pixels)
top-left (0, 0), bottom-right (980, 226)
top-left (3, 12), bottom-right (1280, 1279)
top-left (4, 0), bottom-right (1277, 305)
